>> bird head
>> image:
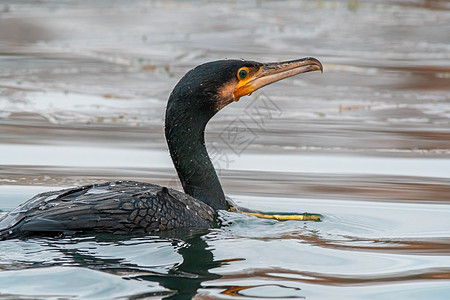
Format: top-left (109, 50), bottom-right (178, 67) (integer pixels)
top-left (166, 57), bottom-right (323, 124)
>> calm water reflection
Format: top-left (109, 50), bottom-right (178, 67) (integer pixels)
top-left (0, 231), bottom-right (219, 299)
top-left (1, 0), bottom-right (449, 299)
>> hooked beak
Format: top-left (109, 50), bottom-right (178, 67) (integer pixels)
top-left (233, 57), bottom-right (323, 101)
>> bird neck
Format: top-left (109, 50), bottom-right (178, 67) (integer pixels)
top-left (165, 104), bottom-right (227, 211)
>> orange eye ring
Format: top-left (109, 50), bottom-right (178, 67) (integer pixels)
top-left (237, 67), bottom-right (249, 80)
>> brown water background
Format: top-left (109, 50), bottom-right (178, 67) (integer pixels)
top-left (0, 1), bottom-right (449, 299)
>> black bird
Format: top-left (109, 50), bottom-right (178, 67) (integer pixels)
top-left (0, 57), bottom-right (323, 239)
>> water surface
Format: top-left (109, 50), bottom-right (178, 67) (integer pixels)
top-left (0, 0), bottom-right (449, 299)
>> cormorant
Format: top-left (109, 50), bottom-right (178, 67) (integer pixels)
top-left (0, 57), bottom-right (323, 240)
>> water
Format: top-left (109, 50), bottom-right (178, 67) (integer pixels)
top-left (1, 0), bottom-right (449, 299)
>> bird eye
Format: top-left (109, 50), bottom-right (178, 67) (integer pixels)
top-left (238, 68), bottom-right (248, 80)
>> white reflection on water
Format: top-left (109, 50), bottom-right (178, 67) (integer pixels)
top-left (234, 153), bottom-right (450, 179)
top-left (0, 91), bottom-right (159, 124)
top-left (0, 266), bottom-right (164, 298)
top-left (1, 144), bottom-right (449, 178)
